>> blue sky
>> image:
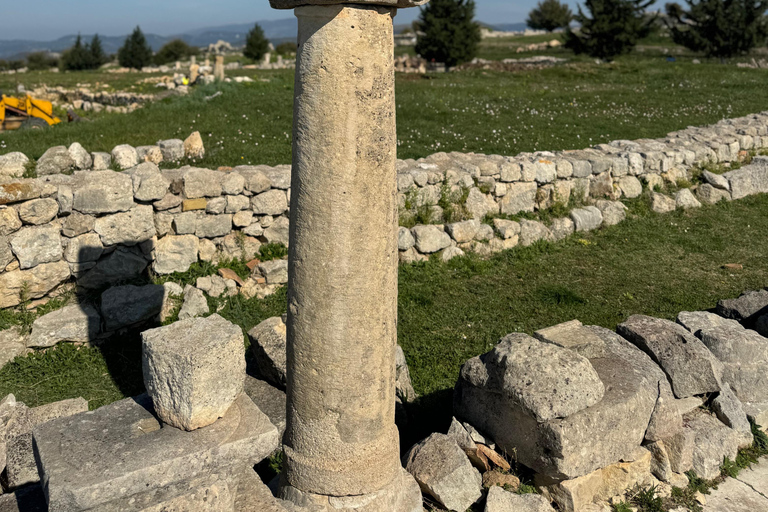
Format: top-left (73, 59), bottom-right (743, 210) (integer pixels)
top-left (5, 0), bottom-right (538, 41)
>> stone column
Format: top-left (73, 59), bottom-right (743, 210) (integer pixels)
top-left (268, 0), bottom-right (426, 510)
top-left (214, 56), bottom-right (225, 81)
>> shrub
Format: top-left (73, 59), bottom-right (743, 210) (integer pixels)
top-left (275, 42), bottom-right (298, 55)
top-left (26, 52), bottom-right (58, 71)
top-left (665, 0), bottom-right (768, 60)
top-left (415, 0), bottom-right (482, 68)
top-left (118, 26), bottom-right (153, 70)
top-left (154, 39), bottom-right (199, 65)
top-left (564, 0), bottom-right (655, 60)
top-left (244, 24), bottom-right (270, 61)
top-left (527, 0), bottom-right (574, 31)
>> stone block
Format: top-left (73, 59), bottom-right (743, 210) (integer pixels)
top-left (33, 393), bottom-right (278, 512)
top-left (446, 219), bottom-right (480, 244)
top-left (594, 200), bottom-right (626, 227)
top-left (0, 152), bottom-right (29, 179)
top-left (196, 214), bottom-right (232, 239)
top-left (570, 206), bottom-right (603, 232)
top-left (0, 180), bottom-right (43, 206)
top-left (72, 171), bottom-right (135, 214)
top-left (78, 247), bottom-right (148, 289)
top-left (519, 219), bottom-right (553, 246)
top-left (16, 198), bottom-right (58, 225)
top-left (36, 146), bottom-right (74, 176)
top-left (650, 193), bottom-right (676, 213)
top-left (550, 217), bottom-right (575, 241)
top-left (178, 285), bottom-right (209, 320)
top-left (716, 289), bottom-right (768, 325)
top-left (411, 225), bottom-right (450, 253)
top-left (158, 139), bottom-right (185, 162)
top-left (0, 207), bottom-right (22, 236)
top-left (723, 162), bottom-right (768, 199)
top-left (243, 375), bottom-right (287, 438)
top-left (184, 131), bottom-right (205, 159)
top-left (676, 310), bottom-right (742, 335)
top-left (0, 260), bottom-right (70, 308)
top-left (248, 316), bottom-right (287, 388)
top-left (9, 224), bottom-right (62, 269)
top-left (486, 486), bottom-right (555, 512)
top-left (27, 304), bottom-right (101, 348)
top-left (251, 189), bottom-right (288, 216)
top-left (533, 319), bottom-right (607, 359)
top-left (101, 284), bottom-right (165, 331)
top-left (152, 234), bottom-right (199, 274)
top-left (712, 383), bottom-right (752, 434)
top-left (112, 144), bottom-right (139, 169)
top-left (63, 232), bottom-right (103, 264)
top-left (258, 259), bottom-right (288, 285)
top-left (499, 182), bottom-right (536, 215)
top-left (142, 314), bottom-right (246, 430)
top-left (94, 205), bottom-right (155, 246)
top-left (263, 216), bottom-right (290, 246)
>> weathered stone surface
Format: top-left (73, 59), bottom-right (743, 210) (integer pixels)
top-left (221, 172), bottom-right (246, 195)
top-left (136, 146), bottom-right (164, 165)
top-left (68, 143), bottom-right (92, 170)
top-left (697, 183), bottom-right (731, 204)
top-left (411, 225), bottom-right (451, 253)
top-left (0, 207), bottom-right (22, 236)
top-left (251, 189), bottom-right (288, 216)
top-left (9, 224), bottom-right (62, 269)
top-left (712, 383), bottom-right (752, 434)
top-left (184, 131), bottom-right (205, 159)
top-left (237, 168), bottom-right (272, 194)
top-left (0, 260), bottom-right (70, 308)
top-left (702, 170), bottom-right (730, 190)
top-left (716, 289), bottom-right (768, 325)
top-left (651, 193), bottom-right (676, 213)
top-left (455, 326), bottom-right (668, 480)
top-left (499, 182), bottom-right (536, 215)
top-left (94, 205), bottom-right (155, 246)
top-left (153, 193), bottom-right (183, 211)
top-left (259, 259), bottom-right (288, 285)
top-left (446, 219), bottom-right (480, 243)
top-left (0, 234), bottom-right (12, 268)
top-left (676, 188), bottom-right (702, 209)
top-left (705, 471), bottom-right (768, 512)
top-left (676, 310), bottom-right (742, 335)
top-left (617, 176), bottom-right (642, 198)
top-left (78, 247), bottom-right (147, 289)
top-left (152, 234), bottom-right (199, 274)
top-left (493, 218), bottom-right (520, 240)
top-left (398, 226), bottom-right (415, 251)
top-left (645, 380), bottom-right (683, 442)
top-left (723, 163), bottom-right (768, 199)
top-left (403, 433), bottom-right (482, 512)
top-left (195, 214), bottom-right (232, 239)
top-left (0, 483), bottom-right (47, 512)
top-left (183, 167), bottom-right (223, 198)
top-left (5, 398), bottom-right (88, 490)
top-left (396, 345), bottom-right (417, 403)
top-left (466, 188), bottom-right (499, 219)
top-left (36, 146), bottom-right (74, 176)
top-left (132, 163), bottom-right (170, 202)
top-left (0, 180), bottom-right (42, 206)
top-left (243, 375), bottom-right (287, 438)
top-left (158, 139), bottom-right (185, 162)
top-left (457, 333), bottom-right (604, 422)
top-left (519, 219), bottom-right (554, 246)
top-left (263, 216), bottom-right (290, 246)
top-left (0, 152), bottom-right (29, 179)
top-left (485, 486), bottom-right (555, 512)
top-left (698, 326), bottom-right (768, 403)
top-left (111, 144), bottom-right (139, 169)
top-left (16, 198), bottom-right (58, 225)
top-left (617, 315), bottom-right (724, 398)
top-left (533, 319), bottom-right (607, 359)
top-left (595, 200), bottom-right (626, 227)
top-left (33, 393), bottom-right (278, 512)
top-left (63, 232), bottom-right (103, 264)
top-left (683, 410), bottom-right (752, 480)
top-left (91, 152), bottom-right (111, 170)
top-left (0, 329), bottom-right (31, 367)
top-left (570, 206), bottom-right (603, 232)
top-left (142, 314), bottom-right (245, 431)
top-left (72, 171), bottom-right (135, 214)
top-left (27, 304), bottom-right (100, 348)
top-left (60, 211), bottom-right (94, 237)
top-left (101, 284), bottom-right (165, 331)
top-left (177, 285), bottom-right (209, 320)
top-left (547, 448), bottom-right (653, 512)
top-left (249, 316), bottom-right (287, 388)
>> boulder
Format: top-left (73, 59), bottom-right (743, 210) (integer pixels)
top-left (243, 375), bottom-right (287, 438)
top-left (248, 316), bottom-right (287, 388)
top-left (0, 260), bottom-right (70, 308)
top-left (675, 189), bottom-right (701, 209)
top-left (111, 144), bottom-right (139, 169)
top-left (411, 225), bottom-right (451, 254)
top-left (617, 176), bottom-right (642, 198)
top-left (263, 216), bottom-right (290, 246)
top-left (131, 163), bottom-right (170, 202)
top-left (4, 398), bottom-right (88, 490)
top-left (0, 329), bottom-right (31, 368)
top-left (676, 310), bottom-right (742, 335)
top-left (446, 219), bottom-right (480, 243)
top-left (178, 285), bottom-right (209, 320)
top-left (36, 146), bottom-right (74, 176)
top-left (697, 184), bottom-right (731, 205)
top-left (519, 219), bottom-right (554, 247)
top-left (72, 170), bottom-right (135, 214)
top-left (570, 206), bottom-right (603, 232)
top-left (258, 259), bottom-right (288, 285)
top-left (251, 189), bottom-right (288, 216)
top-left (9, 224), bottom-right (62, 269)
top-left (594, 200), bottom-right (626, 226)
top-left (94, 205), bottom-right (155, 246)
top-left (499, 182), bottom-right (536, 215)
top-left (0, 206), bottom-right (22, 236)
top-left (485, 487), bottom-right (555, 512)
top-left (716, 289), bottom-right (768, 325)
top-left (0, 152), bottom-right (29, 179)
top-left (158, 139), bottom-right (185, 161)
top-left (152, 234), bottom-right (199, 274)
top-left (91, 152), bottom-right (111, 170)
top-left (701, 170), bottom-right (730, 190)
top-left (492, 218), bottom-right (520, 240)
top-left (182, 167), bottom-right (222, 198)
top-left (101, 284), bottom-right (165, 331)
top-left (650, 193), bottom-right (676, 213)
top-left (142, 314), bottom-right (245, 431)
top-left (183, 131), bottom-right (205, 159)
top-left (68, 143), bottom-right (92, 170)
top-left (27, 304), bottom-right (101, 348)
top-left (617, 315), bottom-right (724, 398)
top-left (466, 187), bottom-right (500, 219)
top-left (723, 163), bottom-right (768, 199)
top-left (712, 383), bottom-right (752, 434)
top-left (221, 172), bottom-right (246, 195)
top-left (403, 433), bottom-right (482, 512)
top-left (77, 247), bottom-right (148, 289)
top-left (195, 214), bottom-right (232, 239)
top-left (0, 179), bottom-right (42, 206)
top-left (398, 226), bottom-right (415, 251)
top-left (16, 198), bottom-right (58, 225)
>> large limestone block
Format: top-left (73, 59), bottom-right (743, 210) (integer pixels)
top-left (446, 219), bottom-right (480, 243)
top-left (243, 375), bottom-right (287, 438)
top-left (0, 152), bottom-right (29, 179)
top-left (142, 314), bottom-right (246, 431)
top-left (63, 232), bottom-right (103, 264)
top-left (0, 260), bottom-right (70, 308)
top-left (9, 224), bottom-right (62, 269)
top-left (77, 247), bottom-right (148, 289)
top-left (195, 214), bottom-right (232, 238)
top-left (485, 486), bottom-right (555, 512)
top-left (723, 162), bottom-right (768, 199)
top-left (259, 259), bottom-right (289, 284)
top-left (152, 234), bottom-right (199, 274)
top-left (465, 188), bottom-right (499, 219)
top-left (68, 142), bottom-right (92, 170)
top-left (248, 316), bottom-right (288, 388)
top-left (263, 216), bottom-right (289, 246)
top-left (251, 189), bottom-right (288, 216)
top-left (617, 315), bottom-right (724, 398)
top-left (0, 206), bottom-right (22, 236)
top-left (676, 310), bottom-right (742, 335)
top-left (570, 206), bottom-right (603, 232)
top-left (34, 393), bottom-right (279, 512)
top-left (72, 171), bottom-right (135, 214)
top-left (94, 205), bottom-right (155, 246)
top-left (683, 410), bottom-right (753, 480)
top-left (131, 163), bottom-right (170, 202)
top-left (712, 383), bottom-right (752, 434)
top-left (4, 398), bottom-right (88, 490)
top-left (454, 326), bottom-right (665, 480)
top-left (519, 219), bottom-right (554, 246)
top-left (403, 433), bottom-right (482, 512)
top-left (411, 224), bottom-right (451, 254)
top-left (16, 198), bottom-right (58, 225)
top-left (36, 146), bottom-right (74, 176)
top-left (698, 325), bottom-right (768, 403)
top-left (101, 284), bottom-right (165, 331)
top-left (111, 144), bottom-right (139, 169)
top-left (499, 182), bottom-right (536, 215)
top-left (158, 139), bottom-right (185, 162)
top-left (27, 304), bottom-right (101, 348)
top-left (183, 131), bottom-right (205, 159)
top-left (533, 319), bottom-right (607, 359)
top-left (716, 289), bottom-right (768, 325)
top-left (182, 167), bottom-right (222, 198)
top-left (0, 180), bottom-right (43, 206)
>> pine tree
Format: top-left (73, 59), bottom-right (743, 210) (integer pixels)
top-left (666, 0), bottom-right (768, 59)
top-left (527, 0), bottom-right (574, 31)
top-left (61, 35), bottom-right (92, 71)
top-left (564, 0), bottom-right (655, 60)
top-left (118, 26), bottom-right (153, 70)
top-left (244, 24), bottom-right (270, 61)
top-left (415, 0), bottom-right (482, 68)
top-left (90, 34), bottom-right (107, 68)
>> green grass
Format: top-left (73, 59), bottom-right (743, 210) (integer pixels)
top-left (3, 56), bottom-right (768, 166)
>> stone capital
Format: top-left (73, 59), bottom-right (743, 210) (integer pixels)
top-left (270, 0), bottom-right (427, 10)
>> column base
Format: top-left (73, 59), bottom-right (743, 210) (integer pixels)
top-left (279, 468), bottom-right (422, 512)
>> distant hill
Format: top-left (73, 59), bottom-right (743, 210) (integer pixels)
top-left (492, 23), bottom-right (529, 32)
top-left (0, 18), bottom-right (525, 60)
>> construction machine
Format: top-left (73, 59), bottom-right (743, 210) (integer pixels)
top-left (0, 93), bottom-right (61, 132)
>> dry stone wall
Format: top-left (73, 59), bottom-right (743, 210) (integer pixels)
top-left (1, 112), bottom-right (768, 311)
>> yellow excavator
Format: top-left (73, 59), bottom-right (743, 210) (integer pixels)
top-left (0, 93), bottom-right (61, 132)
